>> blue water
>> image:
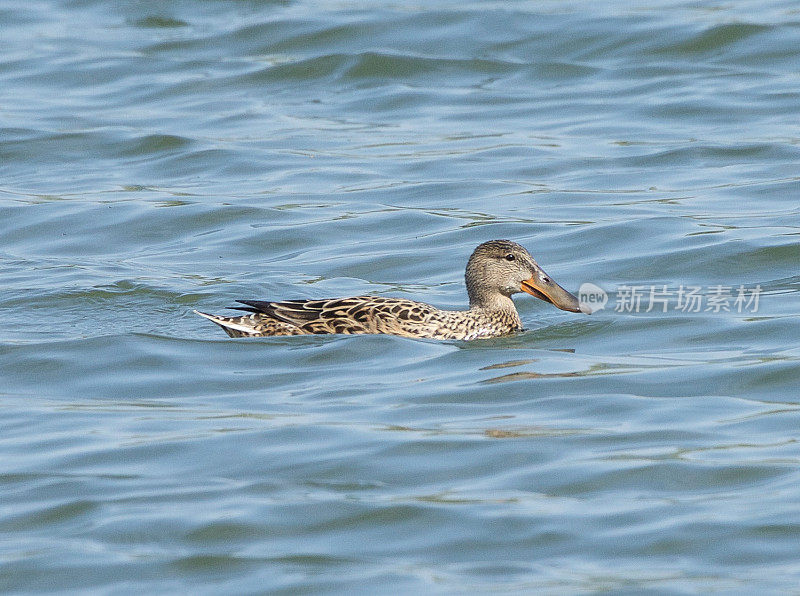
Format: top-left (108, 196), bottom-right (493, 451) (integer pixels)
top-left (2, 0), bottom-right (800, 592)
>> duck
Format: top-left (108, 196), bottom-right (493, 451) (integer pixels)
top-left (195, 239), bottom-right (589, 340)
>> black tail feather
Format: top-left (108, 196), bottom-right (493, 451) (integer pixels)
top-left (231, 300), bottom-right (274, 313)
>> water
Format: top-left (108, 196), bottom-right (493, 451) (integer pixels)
top-left (1, 0), bottom-right (799, 592)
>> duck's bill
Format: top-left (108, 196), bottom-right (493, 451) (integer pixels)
top-left (521, 274), bottom-right (590, 314)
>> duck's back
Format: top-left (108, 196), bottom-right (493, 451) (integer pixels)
top-left (197, 295), bottom-right (522, 340)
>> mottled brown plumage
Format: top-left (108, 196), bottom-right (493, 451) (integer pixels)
top-left (195, 240), bottom-right (588, 340)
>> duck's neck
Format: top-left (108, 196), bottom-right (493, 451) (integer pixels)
top-left (468, 293), bottom-right (522, 328)
top-left (469, 291), bottom-right (518, 314)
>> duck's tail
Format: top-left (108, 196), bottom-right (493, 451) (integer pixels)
top-left (194, 310), bottom-right (264, 338)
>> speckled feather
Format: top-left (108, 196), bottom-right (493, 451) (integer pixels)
top-left (197, 296), bottom-right (521, 340)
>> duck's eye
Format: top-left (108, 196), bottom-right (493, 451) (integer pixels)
top-left (504, 253), bottom-right (515, 261)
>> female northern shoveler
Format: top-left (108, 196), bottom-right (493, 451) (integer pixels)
top-left (195, 239), bottom-right (589, 340)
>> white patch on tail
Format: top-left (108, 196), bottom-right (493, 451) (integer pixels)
top-left (193, 310), bottom-right (258, 335)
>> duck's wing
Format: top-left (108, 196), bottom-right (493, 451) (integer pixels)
top-left (233, 296), bottom-right (442, 336)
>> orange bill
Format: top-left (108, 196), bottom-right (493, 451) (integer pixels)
top-left (521, 273), bottom-right (587, 313)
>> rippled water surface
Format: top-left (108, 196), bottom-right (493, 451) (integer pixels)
top-left (2, 0), bottom-right (800, 592)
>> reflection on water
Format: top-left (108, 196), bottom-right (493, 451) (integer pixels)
top-left (480, 359), bottom-right (645, 384)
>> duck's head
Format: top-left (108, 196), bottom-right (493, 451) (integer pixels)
top-left (465, 240), bottom-right (589, 314)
